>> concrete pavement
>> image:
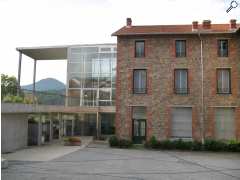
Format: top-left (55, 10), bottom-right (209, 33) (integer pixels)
top-left (2, 143), bottom-right (240, 180)
top-left (2, 136), bottom-right (93, 161)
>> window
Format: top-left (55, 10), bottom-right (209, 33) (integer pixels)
top-left (217, 69), bottom-right (231, 94)
top-left (218, 40), bottom-right (228, 57)
top-left (174, 69), bottom-right (188, 94)
top-left (133, 70), bottom-right (147, 94)
top-left (175, 40), bottom-right (186, 57)
top-left (135, 41), bottom-right (145, 58)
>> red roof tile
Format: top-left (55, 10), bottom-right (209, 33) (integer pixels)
top-left (112, 24), bottom-right (240, 36)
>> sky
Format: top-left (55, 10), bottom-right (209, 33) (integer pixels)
top-left (0, 0), bottom-right (239, 85)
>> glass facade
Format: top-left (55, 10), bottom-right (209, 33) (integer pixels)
top-left (67, 45), bottom-right (116, 106)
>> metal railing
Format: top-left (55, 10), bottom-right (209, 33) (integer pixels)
top-left (133, 88), bottom-right (147, 94)
top-left (217, 88), bottom-right (231, 94)
top-left (174, 88), bottom-right (189, 94)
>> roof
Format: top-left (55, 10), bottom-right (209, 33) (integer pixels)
top-left (112, 24), bottom-right (240, 36)
top-left (16, 43), bottom-right (116, 60)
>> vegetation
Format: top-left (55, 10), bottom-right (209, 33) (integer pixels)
top-left (64, 136), bottom-right (81, 146)
top-left (109, 136), bottom-right (133, 148)
top-left (1, 74), bottom-right (18, 98)
top-left (145, 136), bottom-right (240, 152)
top-left (2, 94), bottom-right (34, 104)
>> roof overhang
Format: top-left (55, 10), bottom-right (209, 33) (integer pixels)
top-left (16, 43), bottom-right (117, 60)
top-left (112, 30), bottom-right (239, 36)
top-left (17, 45), bottom-right (68, 60)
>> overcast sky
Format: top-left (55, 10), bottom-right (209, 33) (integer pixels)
top-left (0, 0), bottom-right (239, 85)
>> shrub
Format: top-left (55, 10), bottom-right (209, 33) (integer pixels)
top-left (3, 95), bottom-right (24, 103)
top-left (13, 96), bottom-right (24, 103)
top-left (148, 136), bottom-right (159, 148)
top-left (109, 136), bottom-right (119, 147)
top-left (173, 139), bottom-right (192, 150)
top-left (159, 139), bottom-right (174, 150)
top-left (227, 140), bottom-right (240, 152)
top-left (191, 141), bottom-right (203, 151)
top-left (2, 95), bottom-right (13, 103)
top-left (119, 139), bottom-right (133, 148)
top-left (204, 139), bottom-right (227, 151)
top-left (68, 136), bottom-right (81, 143)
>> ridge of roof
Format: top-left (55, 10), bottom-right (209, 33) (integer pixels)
top-left (112, 23), bottom-right (240, 36)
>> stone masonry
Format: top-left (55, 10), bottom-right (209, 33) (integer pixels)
top-left (114, 19), bottom-right (240, 142)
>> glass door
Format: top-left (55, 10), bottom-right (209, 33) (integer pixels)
top-left (132, 119), bottom-right (146, 144)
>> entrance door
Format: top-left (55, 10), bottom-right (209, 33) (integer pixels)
top-left (52, 120), bottom-right (60, 139)
top-left (133, 119), bottom-right (146, 144)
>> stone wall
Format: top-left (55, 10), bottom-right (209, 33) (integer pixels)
top-left (116, 33), bottom-right (240, 141)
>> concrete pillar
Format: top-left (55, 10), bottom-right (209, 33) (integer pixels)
top-left (37, 114), bottom-right (42, 146)
top-left (72, 119), bottom-right (74, 136)
top-left (33, 59), bottom-right (37, 104)
top-left (96, 112), bottom-right (100, 139)
top-left (58, 113), bottom-right (61, 139)
top-left (17, 51), bottom-right (22, 96)
top-left (49, 113), bottom-right (53, 142)
top-left (80, 114), bottom-right (84, 136)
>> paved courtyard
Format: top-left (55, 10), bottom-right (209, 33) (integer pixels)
top-left (2, 143), bottom-right (240, 180)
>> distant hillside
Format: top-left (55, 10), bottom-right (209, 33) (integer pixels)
top-left (22, 78), bottom-right (65, 92)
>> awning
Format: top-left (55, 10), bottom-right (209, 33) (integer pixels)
top-left (16, 45), bottom-right (68, 60)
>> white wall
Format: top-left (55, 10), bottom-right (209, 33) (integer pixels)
top-left (1, 114), bottom-right (28, 153)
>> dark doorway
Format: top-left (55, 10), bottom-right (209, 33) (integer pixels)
top-left (28, 117), bottom-right (38, 146)
top-left (132, 119), bottom-right (146, 144)
top-left (52, 120), bottom-right (60, 139)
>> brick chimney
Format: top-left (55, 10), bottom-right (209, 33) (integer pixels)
top-left (230, 19), bottom-right (237, 29)
top-left (126, 18), bottom-right (132, 28)
top-left (192, 21), bottom-right (198, 31)
top-left (202, 20), bottom-right (211, 29)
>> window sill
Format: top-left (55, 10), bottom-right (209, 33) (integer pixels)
top-left (133, 93), bottom-right (148, 95)
top-left (174, 93), bottom-right (189, 95)
top-left (216, 93), bottom-right (232, 95)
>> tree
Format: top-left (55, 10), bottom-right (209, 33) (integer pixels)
top-left (1, 74), bottom-right (18, 98)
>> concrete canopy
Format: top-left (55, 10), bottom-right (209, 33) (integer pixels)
top-left (16, 45), bottom-right (68, 60)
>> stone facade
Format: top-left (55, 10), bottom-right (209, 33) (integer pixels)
top-left (115, 25), bottom-right (240, 142)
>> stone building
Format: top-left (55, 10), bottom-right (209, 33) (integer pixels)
top-left (112, 18), bottom-right (240, 143)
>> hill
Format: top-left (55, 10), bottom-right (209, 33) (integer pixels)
top-left (22, 78), bottom-right (65, 91)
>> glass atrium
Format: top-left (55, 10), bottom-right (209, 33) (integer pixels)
top-left (67, 44), bottom-right (116, 106)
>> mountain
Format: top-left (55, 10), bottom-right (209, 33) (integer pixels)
top-left (22, 78), bottom-right (65, 92)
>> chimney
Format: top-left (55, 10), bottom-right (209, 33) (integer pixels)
top-left (192, 21), bottom-right (198, 31)
top-left (126, 18), bottom-right (132, 27)
top-left (202, 20), bottom-right (211, 29)
top-left (230, 19), bottom-right (237, 29)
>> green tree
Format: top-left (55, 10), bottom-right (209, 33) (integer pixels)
top-left (1, 74), bottom-right (18, 98)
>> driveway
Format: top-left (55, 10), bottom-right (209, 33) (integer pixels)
top-left (2, 137), bottom-right (93, 161)
top-left (2, 143), bottom-right (240, 180)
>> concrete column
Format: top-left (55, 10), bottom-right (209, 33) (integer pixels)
top-left (72, 119), bottom-right (75, 136)
top-left (80, 114), bottom-right (84, 136)
top-left (58, 113), bottom-right (61, 139)
top-left (33, 59), bottom-right (37, 104)
top-left (17, 51), bottom-right (22, 96)
top-left (96, 112), bottom-right (99, 139)
top-left (49, 113), bottom-right (53, 142)
top-left (37, 114), bottom-right (42, 146)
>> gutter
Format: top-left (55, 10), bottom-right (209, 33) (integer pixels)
top-left (198, 32), bottom-right (205, 144)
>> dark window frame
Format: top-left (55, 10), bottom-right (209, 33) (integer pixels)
top-left (174, 69), bottom-right (189, 94)
top-left (135, 40), bottom-right (145, 58)
top-left (175, 40), bottom-right (187, 58)
top-left (218, 39), bottom-right (229, 57)
top-left (133, 69), bottom-right (147, 94)
top-left (216, 68), bottom-right (231, 94)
